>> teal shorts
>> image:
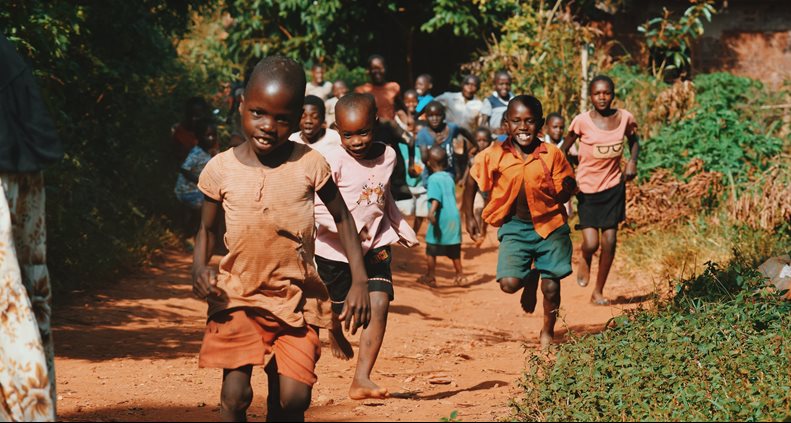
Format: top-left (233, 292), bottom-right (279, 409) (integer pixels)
top-left (496, 217), bottom-right (573, 281)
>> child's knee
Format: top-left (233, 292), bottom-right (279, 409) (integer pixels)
top-left (601, 234), bottom-right (617, 254)
top-left (541, 279), bottom-right (560, 301)
top-left (279, 388), bottom-right (311, 413)
top-left (498, 278), bottom-right (522, 294)
top-left (221, 382), bottom-right (253, 412)
top-left (370, 293), bottom-right (390, 318)
top-left (582, 239), bottom-right (599, 254)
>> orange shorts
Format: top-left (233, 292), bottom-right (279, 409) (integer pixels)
top-left (198, 307), bottom-right (321, 387)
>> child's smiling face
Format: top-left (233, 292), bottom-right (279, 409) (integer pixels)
top-left (475, 130), bottom-right (492, 151)
top-left (415, 76), bottom-right (432, 96)
top-left (368, 58), bottom-right (386, 85)
top-left (462, 76), bottom-right (479, 100)
top-left (495, 74), bottom-right (512, 99)
top-left (403, 92), bottom-right (418, 113)
top-left (505, 102), bottom-right (542, 148)
top-left (300, 104), bottom-right (324, 142)
top-left (336, 104), bottom-right (376, 160)
top-left (239, 80), bottom-right (301, 156)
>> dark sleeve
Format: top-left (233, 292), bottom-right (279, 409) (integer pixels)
top-left (0, 65), bottom-right (63, 172)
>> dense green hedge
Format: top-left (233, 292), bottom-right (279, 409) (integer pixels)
top-left (513, 253), bottom-right (791, 422)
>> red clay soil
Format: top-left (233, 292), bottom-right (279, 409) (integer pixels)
top-left (54, 231), bottom-right (654, 422)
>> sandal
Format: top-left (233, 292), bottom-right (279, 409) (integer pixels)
top-left (417, 275), bottom-right (437, 288)
top-left (454, 275), bottom-right (469, 286)
top-left (590, 297), bottom-right (611, 306)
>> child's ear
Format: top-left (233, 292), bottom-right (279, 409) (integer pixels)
top-left (238, 94), bottom-right (245, 114)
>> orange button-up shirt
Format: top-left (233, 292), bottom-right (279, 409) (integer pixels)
top-left (470, 139), bottom-right (574, 238)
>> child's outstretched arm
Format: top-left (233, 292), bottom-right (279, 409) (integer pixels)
top-left (552, 150), bottom-right (577, 204)
top-left (625, 133), bottom-right (640, 181)
top-left (457, 127), bottom-right (479, 156)
top-left (192, 197), bottom-right (222, 299)
top-left (561, 131), bottom-right (578, 155)
top-left (317, 178), bottom-right (371, 335)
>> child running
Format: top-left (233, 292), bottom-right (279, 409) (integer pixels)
top-left (562, 75), bottom-right (640, 305)
top-left (192, 56), bottom-right (371, 422)
top-left (174, 118), bottom-right (219, 239)
top-left (464, 95), bottom-right (577, 350)
top-left (313, 93), bottom-right (418, 399)
top-left (418, 146), bottom-right (466, 287)
top-left (289, 94), bottom-right (342, 156)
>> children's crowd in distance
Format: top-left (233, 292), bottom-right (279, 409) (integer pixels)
top-left (177, 53), bottom-right (640, 422)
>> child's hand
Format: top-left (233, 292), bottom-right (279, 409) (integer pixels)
top-left (561, 176), bottom-right (577, 194)
top-left (338, 282), bottom-right (371, 335)
top-left (192, 266), bottom-right (222, 299)
top-left (624, 160), bottom-right (637, 181)
top-left (466, 216), bottom-right (481, 239)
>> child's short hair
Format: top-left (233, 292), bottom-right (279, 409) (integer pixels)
top-left (312, 63), bottom-right (324, 71)
top-left (507, 95), bottom-right (543, 120)
top-left (425, 100), bottom-right (445, 114)
top-left (546, 112), bottom-right (564, 123)
top-left (245, 56), bottom-right (306, 107)
top-left (304, 95), bottom-right (326, 121)
top-left (475, 126), bottom-right (493, 140)
top-left (494, 69), bottom-right (512, 81)
top-left (463, 74), bottom-right (481, 88)
top-left (336, 93), bottom-right (377, 121)
top-left (589, 75), bottom-right (615, 92)
top-left (416, 73), bottom-right (433, 83)
top-left (403, 89), bottom-right (418, 99)
top-left (367, 54), bottom-right (385, 67)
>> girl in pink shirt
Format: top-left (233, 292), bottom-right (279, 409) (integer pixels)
top-left (563, 75), bottom-right (640, 306)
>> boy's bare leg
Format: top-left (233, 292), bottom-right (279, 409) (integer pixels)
top-left (418, 255), bottom-right (437, 287)
top-left (412, 216), bottom-right (424, 234)
top-left (452, 258), bottom-right (467, 285)
top-left (265, 357), bottom-right (312, 422)
top-left (577, 228), bottom-right (599, 287)
top-left (591, 228), bottom-right (617, 304)
top-left (221, 366), bottom-right (253, 422)
top-left (540, 278), bottom-right (561, 350)
top-left (328, 319), bottom-right (354, 360)
top-left (349, 291), bottom-right (390, 400)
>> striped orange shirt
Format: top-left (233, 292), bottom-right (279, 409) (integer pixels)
top-left (470, 139), bottom-right (574, 238)
top-left (198, 143), bottom-right (333, 328)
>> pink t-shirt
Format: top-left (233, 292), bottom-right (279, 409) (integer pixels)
top-left (314, 143), bottom-right (417, 262)
top-left (568, 110), bottom-right (637, 194)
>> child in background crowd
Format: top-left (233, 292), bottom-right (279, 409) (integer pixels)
top-left (479, 70), bottom-right (515, 135)
top-left (325, 80), bottom-right (349, 127)
top-left (289, 95), bottom-right (342, 156)
top-left (468, 127), bottom-right (493, 246)
top-left (306, 63), bottom-right (333, 100)
top-left (356, 55), bottom-right (401, 121)
top-left (416, 101), bottom-right (476, 184)
top-left (418, 146), bottom-right (466, 287)
top-left (174, 119), bottom-right (219, 238)
top-left (414, 73), bottom-right (434, 115)
top-left (543, 112), bottom-right (576, 217)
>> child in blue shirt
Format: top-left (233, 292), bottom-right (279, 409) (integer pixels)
top-left (418, 146), bottom-right (466, 287)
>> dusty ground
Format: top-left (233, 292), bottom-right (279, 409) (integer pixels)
top-left (54, 230), bottom-right (654, 422)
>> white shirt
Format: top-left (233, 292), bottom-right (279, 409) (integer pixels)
top-left (289, 128), bottom-right (342, 158)
top-left (435, 91), bottom-right (483, 131)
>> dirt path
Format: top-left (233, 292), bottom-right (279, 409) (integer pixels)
top-left (54, 231), bottom-right (654, 422)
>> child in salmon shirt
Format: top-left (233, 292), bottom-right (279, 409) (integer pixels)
top-left (562, 75), bottom-right (640, 306)
top-left (464, 95), bottom-right (576, 350)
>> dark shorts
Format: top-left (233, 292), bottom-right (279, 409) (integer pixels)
top-left (496, 217), bottom-right (573, 280)
top-left (576, 180), bottom-right (626, 230)
top-left (426, 243), bottom-right (461, 259)
top-left (315, 246), bottom-right (394, 315)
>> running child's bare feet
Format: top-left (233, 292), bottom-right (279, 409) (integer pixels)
top-left (539, 329), bottom-right (554, 351)
top-left (590, 293), bottom-right (611, 306)
top-left (349, 378), bottom-right (389, 400)
top-left (328, 328), bottom-right (354, 360)
top-left (576, 260), bottom-right (590, 287)
top-left (417, 274), bottom-right (437, 288)
top-left (520, 270), bottom-right (541, 313)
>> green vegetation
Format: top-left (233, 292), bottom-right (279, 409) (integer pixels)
top-left (514, 253), bottom-right (790, 422)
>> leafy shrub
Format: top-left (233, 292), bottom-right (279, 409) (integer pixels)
top-left (514, 258), bottom-right (790, 422)
top-left (641, 73), bottom-right (783, 182)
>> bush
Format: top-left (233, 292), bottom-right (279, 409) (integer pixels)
top-left (514, 257), bottom-right (790, 422)
top-left (641, 73), bottom-right (784, 182)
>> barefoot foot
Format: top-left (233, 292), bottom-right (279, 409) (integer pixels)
top-left (577, 261), bottom-right (590, 287)
top-left (328, 328), bottom-right (354, 360)
top-left (454, 275), bottom-right (469, 286)
top-left (349, 378), bottom-right (389, 400)
top-left (539, 329), bottom-right (554, 351)
top-left (417, 274), bottom-right (437, 288)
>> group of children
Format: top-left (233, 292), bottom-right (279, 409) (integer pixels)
top-left (187, 54), bottom-right (639, 421)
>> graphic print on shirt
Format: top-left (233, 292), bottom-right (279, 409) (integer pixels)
top-left (357, 176), bottom-right (386, 206)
